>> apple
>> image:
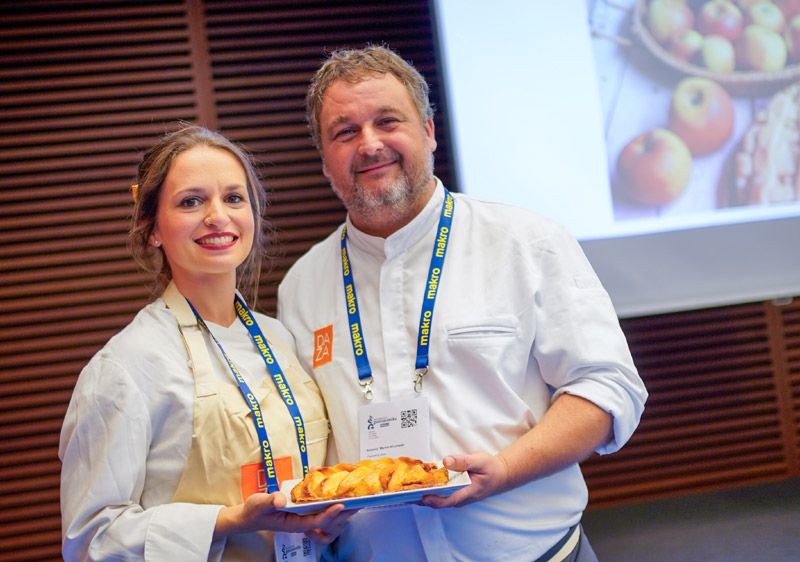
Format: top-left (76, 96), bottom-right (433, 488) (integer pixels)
top-left (785, 14), bottom-right (800, 60)
top-left (698, 0), bottom-right (745, 41)
top-left (775, 0), bottom-right (800, 19)
top-left (669, 77), bottom-right (735, 155)
top-left (670, 28), bottom-right (705, 60)
top-left (702, 34), bottom-right (737, 72)
top-left (740, 24), bottom-right (788, 70)
top-left (647, 0), bottom-right (695, 44)
top-left (617, 128), bottom-right (692, 206)
top-left (746, 1), bottom-right (786, 32)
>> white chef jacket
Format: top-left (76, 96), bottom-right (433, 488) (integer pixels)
top-left (58, 297), bottom-right (324, 561)
top-left (277, 180), bottom-right (647, 562)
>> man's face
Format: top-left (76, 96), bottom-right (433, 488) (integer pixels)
top-left (318, 73), bottom-right (437, 234)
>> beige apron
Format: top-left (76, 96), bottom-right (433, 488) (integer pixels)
top-left (162, 282), bottom-right (329, 561)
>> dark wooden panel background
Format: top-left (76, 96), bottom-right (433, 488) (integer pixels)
top-left (1, 1), bottom-right (798, 560)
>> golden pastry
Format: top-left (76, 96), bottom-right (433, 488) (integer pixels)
top-left (290, 456), bottom-right (449, 503)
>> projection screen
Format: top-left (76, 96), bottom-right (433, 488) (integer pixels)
top-left (432, 0), bottom-right (800, 318)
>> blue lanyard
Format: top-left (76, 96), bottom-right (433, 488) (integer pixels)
top-left (340, 190), bottom-right (454, 399)
top-left (188, 296), bottom-right (309, 493)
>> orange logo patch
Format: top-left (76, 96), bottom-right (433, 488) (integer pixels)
top-left (241, 456), bottom-right (293, 499)
top-left (313, 324), bottom-right (333, 368)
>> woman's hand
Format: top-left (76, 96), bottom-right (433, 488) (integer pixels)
top-left (213, 492), bottom-right (353, 541)
top-left (421, 451), bottom-right (510, 508)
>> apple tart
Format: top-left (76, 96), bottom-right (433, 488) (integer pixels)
top-left (290, 456), bottom-right (449, 503)
top-left (722, 81), bottom-right (800, 206)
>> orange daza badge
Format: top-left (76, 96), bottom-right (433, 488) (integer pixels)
top-left (313, 325), bottom-right (333, 368)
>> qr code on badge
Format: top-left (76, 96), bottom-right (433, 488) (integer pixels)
top-left (401, 408), bottom-right (417, 428)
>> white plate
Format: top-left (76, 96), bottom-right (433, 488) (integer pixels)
top-left (278, 470), bottom-right (471, 515)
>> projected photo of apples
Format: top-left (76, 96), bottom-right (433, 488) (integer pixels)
top-left (591, 0), bottom-right (800, 221)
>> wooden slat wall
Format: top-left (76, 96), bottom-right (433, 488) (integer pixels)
top-left (779, 301), bottom-right (800, 472)
top-left (1, 2), bottom-right (197, 559)
top-left (582, 298), bottom-right (800, 509)
top-left (201, 0), bottom-right (456, 310)
top-left (0, 1), bottom-right (452, 560)
top-left (0, 1), bottom-right (798, 559)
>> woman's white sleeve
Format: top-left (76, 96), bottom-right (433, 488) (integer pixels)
top-left (59, 356), bottom-right (223, 561)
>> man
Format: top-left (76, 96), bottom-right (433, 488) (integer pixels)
top-left (277, 45), bottom-right (647, 562)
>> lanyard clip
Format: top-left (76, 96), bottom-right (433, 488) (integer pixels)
top-left (359, 377), bottom-right (374, 400)
top-left (414, 368), bottom-right (428, 393)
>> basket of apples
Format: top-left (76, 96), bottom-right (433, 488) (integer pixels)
top-left (635, 0), bottom-right (800, 94)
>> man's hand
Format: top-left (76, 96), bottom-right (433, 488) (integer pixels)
top-left (422, 395), bottom-right (613, 509)
top-left (421, 452), bottom-right (510, 508)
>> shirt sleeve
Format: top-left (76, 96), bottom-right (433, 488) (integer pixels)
top-left (59, 355), bottom-right (223, 561)
top-left (530, 222), bottom-right (647, 454)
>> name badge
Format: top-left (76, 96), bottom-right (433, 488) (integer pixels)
top-left (273, 532), bottom-right (316, 561)
top-left (358, 396), bottom-right (431, 460)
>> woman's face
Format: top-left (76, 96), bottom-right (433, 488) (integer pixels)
top-left (150, 145), bottom-right (254, 290)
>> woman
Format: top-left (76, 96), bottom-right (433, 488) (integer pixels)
top-left (59, 125), bottom-right (349, 561)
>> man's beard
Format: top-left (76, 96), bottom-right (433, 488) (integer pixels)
top-left (332, 150), bottom-right (434, 223)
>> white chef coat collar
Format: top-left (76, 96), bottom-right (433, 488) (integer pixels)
top-left (344, 178), bottom-right (445, 259)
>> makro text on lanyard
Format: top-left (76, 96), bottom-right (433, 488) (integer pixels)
top-left (187, 295), bottom-right (309, 493)
top-left (340, 189), bottom-right (454, 400)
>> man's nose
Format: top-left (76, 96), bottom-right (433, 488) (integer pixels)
top-left (358, 126), bottom-right (384, 155)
